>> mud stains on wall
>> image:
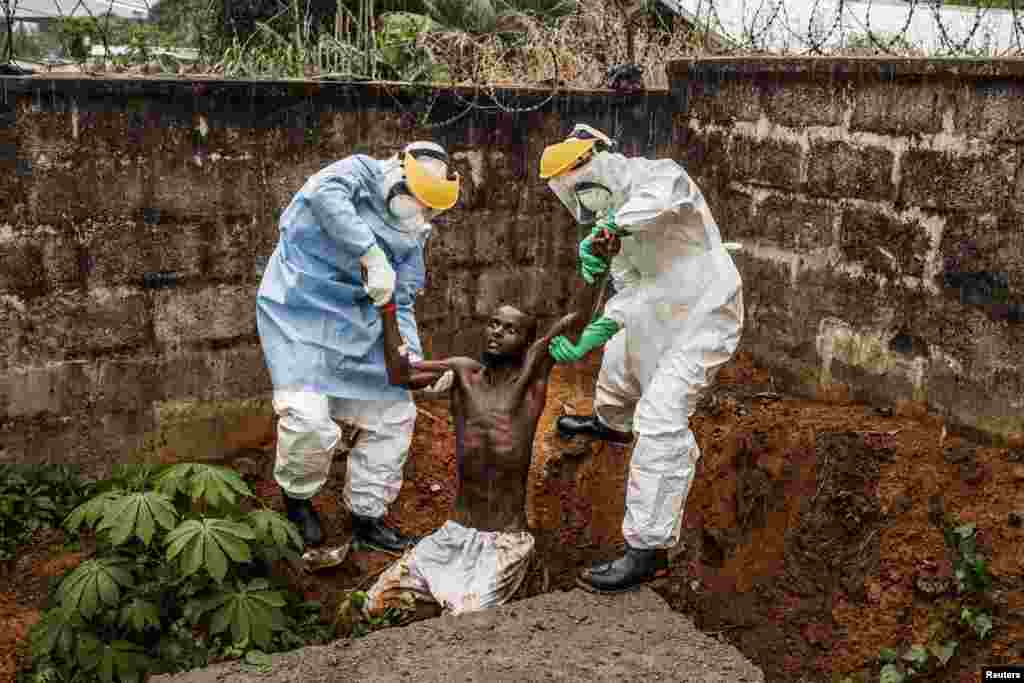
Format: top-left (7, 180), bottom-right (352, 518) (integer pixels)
top-left (669, 57), bottom-right (1024, 445)
top-left (0, 77), bottom-right (673, 472)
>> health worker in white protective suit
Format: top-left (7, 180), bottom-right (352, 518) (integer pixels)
top-left (541, 124), bottom-right (744, 593)
top-left (256, 141), bottom-right (461, 553)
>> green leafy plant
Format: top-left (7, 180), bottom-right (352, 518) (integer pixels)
top-left (0, 464), bottom-right (93, 563)
top-left (960, 607), bottom-right (993, 640)
top-left (943, 522), bottom-right (992, 594)
top-left (27, 463), bottom-right (330, 683)
top-left (56, 16), bottom-right (100, 62)
top-left (333, 589), bottom-right (416, 639)
top-left (874, 516), bottom-right (996, 682)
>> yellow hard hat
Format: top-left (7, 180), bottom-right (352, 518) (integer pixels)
top-left (403, 145), bottom-right (461, 211)
top-left (539, 124), bottom-right (614, 180)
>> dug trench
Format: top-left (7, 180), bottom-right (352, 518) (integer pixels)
top-left (3, 351), bottom-right (1023, 682)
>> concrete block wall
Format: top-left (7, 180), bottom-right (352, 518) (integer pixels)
top-left (0, 77), bottom-right (674, 472)
top-left (668, 57), bottom-right (1024, 444)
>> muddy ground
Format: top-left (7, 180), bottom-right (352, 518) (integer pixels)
top-left (2, 350), bottom-right (1022, 682)
top-left (154, 588), bottom-right (765, 683)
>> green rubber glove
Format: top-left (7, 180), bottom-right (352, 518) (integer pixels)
top-left (595, 210), bottom-right (627, 237)
top-left (578, 230), bottom-right (609, 285)
top-left (579, 210), bottom-right (629, 284)
top-left (549, 316), bottom-right (620, 363)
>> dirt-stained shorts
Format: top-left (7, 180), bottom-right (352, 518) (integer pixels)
top-left (366, 521), bottom-right (537, 616)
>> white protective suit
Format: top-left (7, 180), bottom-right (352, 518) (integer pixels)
top-left (547, 138), bottom-right (744, 550)
top-left (257, 143), bottom-right (457, 517)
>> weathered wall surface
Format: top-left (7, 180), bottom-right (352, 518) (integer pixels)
top-left (669, 57), bottom-right (1024, 445)
top-left (0, 77), bottom-right (673, 472)
top-left (4, 59), bottom-right (1022, 471)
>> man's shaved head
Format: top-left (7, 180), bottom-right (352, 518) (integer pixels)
top-left (482, 305), bottom-right (537, 366)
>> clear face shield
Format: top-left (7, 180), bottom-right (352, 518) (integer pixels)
top-left (548, 164), bottom-right (616, 226)
top-left (386, 190), bottom-right (438, 231)
top-left (382, 152), bottom-right (453, 234)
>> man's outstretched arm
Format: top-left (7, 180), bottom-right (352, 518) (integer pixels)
top-left (381, 304), bottom-right (453, 390)
top-left (546, 229), bottom-right (623, 365)
top-left (515, 253), bottom-right (613, 398)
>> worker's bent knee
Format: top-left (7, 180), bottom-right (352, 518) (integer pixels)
top-left (274, 391), bottom-right (342, 453)
top-left (354, 398), bottom-right (417, 436)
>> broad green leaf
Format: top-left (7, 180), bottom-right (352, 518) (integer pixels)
top-left (974, 612), bottom-right (993, 639)
top-left (902, 645), bottom-right (929, 667)
top-left (205, 535), bottom-right (230, 583)
top-left (248, 508), bottom-right (304, 551)
top-left (248, 577), bottom-right (271, 592)
top-left (109, 640), bottom-right (149, 678)
top-left (96, 491), bottom-right (178, 546)
top-left (954, 523), bottom-right (975, 538)
top-left (879, 663), bottom-right (905, 683)
top-left (76, 632), bottom-right (103, 671)
top-left (57, 558), bottom-right (135, 618)
top-left (165, 519), bottom-right (200, 560)
top-left (231, 601), bottom-right (251, 643)
top-left (63, 490), bottom-right (125, 533)
top-left (157, 464), bottom-right (252, 508)
top-left (878, 647), bottom-right (898, 663)
top-left (119, 598), bottom-right (161, 632)
top-left (929, 640), bottom-right (957, 666)
top-left (154, 463), bottom-right (196, 498)
top-left (189, 465), bottom-right (253, 508)
top-left (163, 518), bottom-right (255, 582)
top-left (205, 580), bottom-right (289, 648)
top-left (244, 649), bottom-right (273, 672)
top-left (32, 608), bottom-right (78, 657)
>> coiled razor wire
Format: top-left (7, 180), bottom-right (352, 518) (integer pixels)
top-left (6, 0), bottom-right (1024, 129)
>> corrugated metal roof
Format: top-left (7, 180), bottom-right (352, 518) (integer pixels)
top-left (660, 0), bottom-right (1021, 53)
top-left (11, 0), bottom-right (149, 20)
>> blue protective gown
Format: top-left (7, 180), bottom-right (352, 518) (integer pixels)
top-left (256, 155), bottom-right (427, 401)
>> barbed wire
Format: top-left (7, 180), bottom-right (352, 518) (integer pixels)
top-left (3, 0), bottom-right (1023, 125)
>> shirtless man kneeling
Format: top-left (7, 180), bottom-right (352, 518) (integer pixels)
top-left (363, 235), bottom-right (616, 617)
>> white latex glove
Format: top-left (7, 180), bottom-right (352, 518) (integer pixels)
top-left (359, 244), bottom-right (396, 306)
top-left (401, 346), bottom-right (452, 394)
top-left (423, 370), bottom-right (454, 395)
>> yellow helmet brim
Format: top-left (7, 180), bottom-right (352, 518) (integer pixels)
top-left (404, 151), bottom-right (460, 211)
top-left (539, 138), bottom-right (597, 179)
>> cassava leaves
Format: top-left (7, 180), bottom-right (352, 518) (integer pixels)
top-left (118, 598), bottom-right (161, 632)
top-left (76, 635), bottom-right (150, 683)
top-left (31, 607), bottom-right (79, 657)
top-left (205, 579), bottom-right (289, 648)
top-left (63, 490), bottom-right (126, 534)
top-left (155, 464), bottom-right (253, 508)
top-left (247, 508), bottom-right (304, 551)
top-left (165, 518), bottom-right (257, 582)
top-left (57, 558), bottom-right (135, 619)
top-left (96, 491), bottom-right (179, 546)
top-left (879, 663), bottom-right (905, 683)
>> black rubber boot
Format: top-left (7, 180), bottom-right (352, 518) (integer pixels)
top-left (282, 492), bottom-right (324, 547)
top-left (352, 514), bottom-right (418, 555)
top-left (576, 546), bottom-right (669, 594)
top-left (556, 414), bottom-right (633, 444)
